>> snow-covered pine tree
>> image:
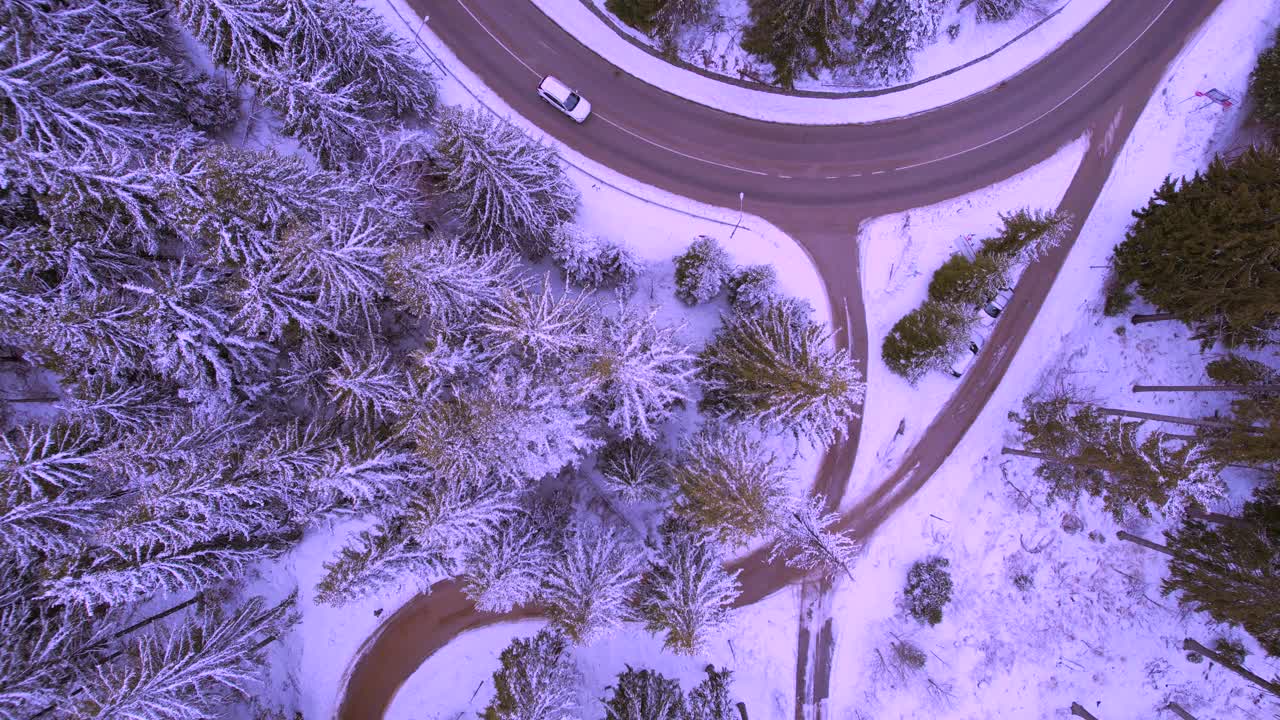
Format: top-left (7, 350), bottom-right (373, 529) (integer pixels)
top-left (726, 264), bottom-right (778, 314)
top-left (768, 494), bottom-right (860, 579)
top-left (277, 208), bottom-right (392, 330)
top-left (413, 366), bottom-right (597, 487)
top-left (597, 438), bottom-right (673, 503)
top-left (698, 299), bottom-right (865, 446)
top-left (0, 484), bottom-right (103, 568)
top-left (633, 518), bottom-right (741, 654)
top-left (305, 438), bottom-right (426, 513)
top-left (481, 276), bottom-right (594, 368)
top-left (541, 521), bottom-right (641, 643)
top-left (123, 263), bottom-right (273, 399)
top-left (254, 57), bottom-right (376, 169)
top-left (548, 222), bottom-right (642, 291)
top-left (673, 235), bottom-right (731, 305)
top-left (385, 235), bottom-right (518, 327)
top-left (482, 629), bottom-right (579, 720)
top-left (686, 666), bottom-right (736, 720)
top-left (173, 0), bottom-right (282, 76)
top-left (652, 0), bottom-right (714, 43)
top-left (602, 666), bottom-right (685, 720)
top-left (671, 425), bottom-right (790, 545)
top-left (322, 347), bottom-right (413, 432)
top-left (231, 263), bottom-right (332, 342)
top-left (582, 305), bottom-right (695, 441)
top-left (853, 0), bottom-right (948, 85)
top-left (57, 377), bottom-right (179, 436)
top-left (740, 0), bottom-right (857, 88)
top-left (1, 420), bottom-right (111, 500)
top-left (462, 512), bottom-right (549, 613)
top-left (75, 595), bottom-right (290, 720)
top-left (316, 483), bottom-right (521, 604)
top-left (433, 107), bottom-right (579, 254)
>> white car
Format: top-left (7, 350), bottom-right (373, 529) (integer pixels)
top-left (538, 76), bottom-right (591, 123)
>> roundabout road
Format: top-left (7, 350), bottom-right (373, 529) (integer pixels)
top-left (338, 1), bottom-right (1225, 717)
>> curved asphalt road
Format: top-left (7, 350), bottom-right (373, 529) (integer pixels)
top-left (338, 1), bottom-right (1225, 717)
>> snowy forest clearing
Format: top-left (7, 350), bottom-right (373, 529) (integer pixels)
top-left (848, 133), bottom-right (1088, 510)
top-left (530, 0), bottom-right (1108, 123)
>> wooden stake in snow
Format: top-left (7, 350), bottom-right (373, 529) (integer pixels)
top-left (1131, 312), bottom-right (1178, 324)
top-left (1070, 701), bottom-right (1101, 719)
top-left (1183, 638), bottom-right (1280, 697)
top-left (1116, 531), bottom-right (1177, 557)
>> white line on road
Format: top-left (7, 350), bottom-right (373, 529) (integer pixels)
top-left (455, 0), bottom-right (541, 78)
top-left (895, 0), bottom-right (1177, 172)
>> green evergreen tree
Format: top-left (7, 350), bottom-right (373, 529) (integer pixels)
top-left (1008, 395), bottom-right (1224, 520)
top-left (670, 425), bottom-right (790, 544)
top-left (601, 666), bottom-right (685, 720)
top-left (741, 0), bottom-right (857, 88)
top-left (1249, 29), bottom-right (1280, 129)
top-left (903, 556), bottom-right (952, 626)
top-left (1163, 482), bottom-right (1280, 656)
top-left (1111, 147), bottom-right (1280, 347)
top-left (881, 301), bottom-right (968, 383)
top-left (633, 518), bottom-right (741, 654)
top-left (698, 301), bottom-right (864, 446)
top-left (686, 665), bottom-right (736, 720)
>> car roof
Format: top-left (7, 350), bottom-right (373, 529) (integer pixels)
top-left (540, 76), bottom-right (573, 102)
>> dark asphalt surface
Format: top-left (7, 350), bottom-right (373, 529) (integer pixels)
top-left (337, 1), bottom-right (1226, 717)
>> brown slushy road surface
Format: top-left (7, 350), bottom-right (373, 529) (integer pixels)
top-left (338, 1), bottom-right (1225, 717)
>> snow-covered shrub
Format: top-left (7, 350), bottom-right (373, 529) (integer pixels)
top-left (726, 264), bottom-right (778, 314)
top-left (601, 666), bottom-right (685, 720)
top-left (904, 556), bottom-right (953, 626)
top-left (975, 0), bottom-right (1046, 23)
top-left (673, 235), bottom-right (731, 305)
top-left (183, 73), bottom-right (241, 132)
top-left (549, 222), bottom-right (641, 290)
top-left (597, 438), bottom-right (672, 502)
top-left (483, 629), bottom-right (579, 720)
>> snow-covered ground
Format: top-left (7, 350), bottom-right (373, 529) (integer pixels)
top-left (846, 133), bottom-right (1089, 509)
top-left (530, 0), bottom-right (1109, 123)
top-left (386, 589), bottom-right (800, 719)
top-left (824, 0), bottom-right (1280, 717)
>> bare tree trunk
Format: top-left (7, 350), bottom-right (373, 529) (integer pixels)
top-left (1095, 407), bottom-right (1252, 431)
top-left (1001, 447), bottom-right (1115, 471)
top-left (1185, 507), bottom-right (1256, 531)
top-left (0, 395), bottom-right (60, 404)
top-left (1116, 531), bottom-right (1177, 557)
top-left (1164, 702), bottom-right (1197, 720)
top-left (1183, 638), bottom-right (1280, 697)
top-left (1133, 384), bottom-right (1280, 393)
top-left (1070, 702), bottom-right (1101, 719)
top-left (1131, 312), bottom-right (1177, 324)
top-left (736, 702), bottom-right (749, 720)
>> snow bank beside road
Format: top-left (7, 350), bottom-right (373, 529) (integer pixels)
top-left (530, 0), bottom-right (1108, 124)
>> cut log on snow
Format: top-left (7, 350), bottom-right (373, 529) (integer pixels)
top-left (1001, 447), bottom-right (1115, 472)
top-left (1186, 507), bottom-right (1257, 531)
top-left (1070, 702), bottom-right (1101, 720)
top-left (1183, 638), bottom-right (1280, 696)
top-left (1131, 312), bottom-right (1178, 324)
top-left (1116, 531), bottom-right (1177, 557)
top-left (1133, 384), bottom-right (1280, 393)
top-left (1165, 702), bottom-right (1197, 720)
top-left (1095, 407), bottom-right (1256, 432)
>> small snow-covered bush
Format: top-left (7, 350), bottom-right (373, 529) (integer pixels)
top-left (549, 222), bottom-right (641, 290)
top-left (673, 236), bottom-right (730, 305)
top-left (183, 73), bottom-right (241, 132)
top-left (904, 556), bottom-right (953, 626)
top-left (726, 264), bottom-right (777, 313)
top-left (597, 438), bottom-right (672, 502)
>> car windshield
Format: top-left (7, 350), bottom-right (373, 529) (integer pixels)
top-left (563, 93), bottom-right (580, 111)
